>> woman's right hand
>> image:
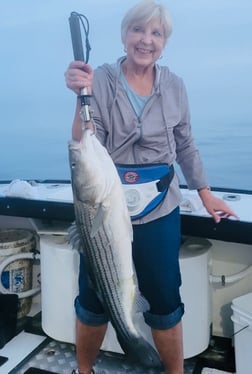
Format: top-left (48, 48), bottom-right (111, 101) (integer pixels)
top-left (64, 61), bottom-right (93, 95)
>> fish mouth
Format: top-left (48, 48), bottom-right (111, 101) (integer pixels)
top-left (68, 131), bottom-right (88, 150)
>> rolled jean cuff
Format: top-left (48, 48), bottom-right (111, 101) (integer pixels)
top-left (144, 303), bottom-right (184, 330)
top-left (74, 297), bottom-right (109, 326)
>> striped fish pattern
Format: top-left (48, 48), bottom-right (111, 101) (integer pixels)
top-left (68, 128), bottom-right (161, 368)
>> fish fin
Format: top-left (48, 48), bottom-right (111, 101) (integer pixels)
top-left (131, 272), bottom-right (149, 314)
top-left (127, 215), bottom-right (134, 242)
top-left (120, 205), bottom-right (133, 242)
top-left (117, 334), bottom-right (162, 368)
top-left (67, 222), bottom-right (83, 252)
top-left (90, 203), bottom-right (106, 238)
top-left (133, 287), bottom-right (150, 315)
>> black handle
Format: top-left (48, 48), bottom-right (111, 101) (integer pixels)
top-left (69, 12), bottom-right (85, 61)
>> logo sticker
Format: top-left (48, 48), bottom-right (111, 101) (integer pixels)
top-left (124, 171), bottom-right (139, 183)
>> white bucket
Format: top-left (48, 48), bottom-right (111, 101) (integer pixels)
top-left (179, 237), bottom-right (212, 358)
top-left (231, 292), bottom-right (252, 374)
top-left (0, 229), bottom-right (40, 318)
top-left (40, 234), bottom-right (79, 343)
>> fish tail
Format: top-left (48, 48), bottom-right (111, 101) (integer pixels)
top-left (119, 335), bottom-right (162, 368)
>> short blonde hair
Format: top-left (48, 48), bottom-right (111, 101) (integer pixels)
top-left (121, 0), bottom-right (173, 45)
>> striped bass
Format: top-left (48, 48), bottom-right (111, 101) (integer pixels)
top-left (68, 128), bottom-right (161, 368)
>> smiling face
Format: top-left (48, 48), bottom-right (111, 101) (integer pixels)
top-left (123, 18), bottom-right (166, 69)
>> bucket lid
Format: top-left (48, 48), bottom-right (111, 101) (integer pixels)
top-left (0, 229), bottom-right (33, 247)
top-left (180, 237), bottom-right (211, 258)
top-left (232, 292), bottom-right (252, 315)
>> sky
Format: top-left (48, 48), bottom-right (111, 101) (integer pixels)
top-left (0, 0), bottom-right (251, 188)
top-left (0, 0), bottom-right (251, 101)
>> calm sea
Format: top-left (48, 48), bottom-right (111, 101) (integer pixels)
top-left (0, 98), bottom-right (251, 191)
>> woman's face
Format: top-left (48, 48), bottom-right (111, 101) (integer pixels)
top-left (124, 18), bottom-right (166, 68)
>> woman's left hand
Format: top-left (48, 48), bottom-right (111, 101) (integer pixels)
top-left (198, 188), bottom-right (239, 223)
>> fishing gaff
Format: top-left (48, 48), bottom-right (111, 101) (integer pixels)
top-left (69, 12), bottom-right (92, 124)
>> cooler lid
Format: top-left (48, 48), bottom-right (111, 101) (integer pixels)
top-left (232, 292), bottom-right (252, 315)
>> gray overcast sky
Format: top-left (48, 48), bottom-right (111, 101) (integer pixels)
top-left (0, 0), bottom-right (251, 98)
top-left (0, 0), bottom-right (251, 187)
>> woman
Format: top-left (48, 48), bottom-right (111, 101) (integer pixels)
top-left (65, 1), bottom-right (237, 373)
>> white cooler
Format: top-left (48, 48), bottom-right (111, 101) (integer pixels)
top-left (231, 292), bottom-right (252, 374)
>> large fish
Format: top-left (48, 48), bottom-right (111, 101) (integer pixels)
top-left (68, 128), bottom-right (161, 368)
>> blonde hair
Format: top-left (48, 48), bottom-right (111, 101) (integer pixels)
top-left (121, 0), bottom-right (173, 45)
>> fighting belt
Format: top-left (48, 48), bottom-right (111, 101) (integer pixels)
top-left (116, 164), bottom-right (174, 220)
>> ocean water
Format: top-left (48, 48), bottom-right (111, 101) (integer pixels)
top-left (1, 0), bottom-right (252, 192)
top-left (0, 96), bottom-right (251, 191)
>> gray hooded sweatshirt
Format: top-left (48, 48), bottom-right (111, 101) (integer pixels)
top-left (90, 57), bottom-right (208, 224)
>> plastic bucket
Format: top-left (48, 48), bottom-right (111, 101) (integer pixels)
top-left (231, 292), bottom-right (252, 374)
top-left (40, 234), bottom-right (79, 343)
top-left (0, 229), bottom-right (40, 318)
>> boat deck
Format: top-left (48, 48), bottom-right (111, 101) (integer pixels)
top-left (1, 313), bottom-right (235, 374)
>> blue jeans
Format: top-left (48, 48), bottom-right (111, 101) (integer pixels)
top-left (75, 206), bottom-right (184, 330)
